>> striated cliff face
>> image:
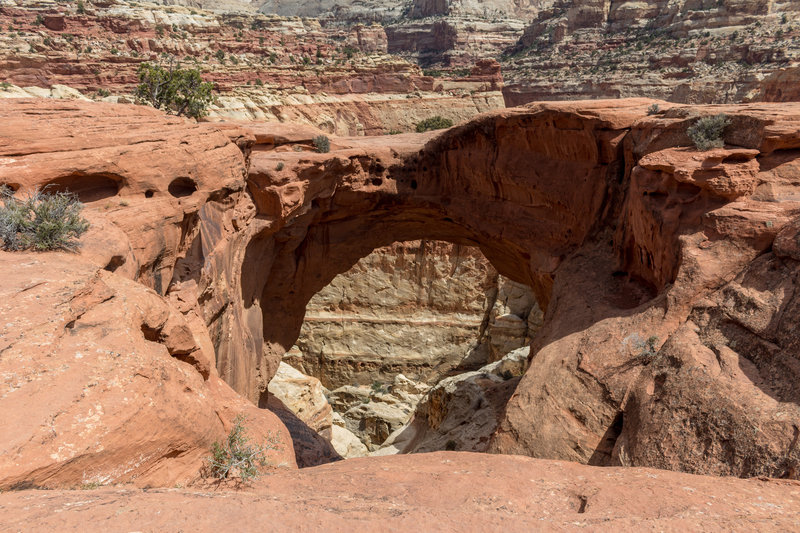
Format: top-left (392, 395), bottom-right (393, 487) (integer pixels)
top-left (287, 240), bottom-right (538, 389)
top-left (280, 240), bottom-right (538, 451)
top-left (0, 1), bottom-right (504, 135)
top-left (502, 0), bottom-right (800, 105)
top-left (3, 97), bottom-right (800, 486)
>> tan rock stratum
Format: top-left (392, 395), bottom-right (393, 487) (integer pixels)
top-left (2, 96), bottom-right (800, 526)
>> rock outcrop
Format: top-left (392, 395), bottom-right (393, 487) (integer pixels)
top-left (376, 347), bottom-right (529, 455)
top-left (501, 1), bottom-right (800, 105)
top-left (3, 96), bottom-right (800, 485)
top-left (286, 240), bottom-right (538, 388)
top-left (2, 453), bottom-right (799, 530)
top-left (234, 98), bottom-right (800, 479)
top-left (0, 99), bottom-right (296, 489)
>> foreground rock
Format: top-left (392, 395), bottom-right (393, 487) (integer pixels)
top-left (1, 453), bottom-right (799, 531)
top-left (0, 100), bottom-right (297, 488)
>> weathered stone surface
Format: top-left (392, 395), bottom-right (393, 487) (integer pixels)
top-left (0, 98), bottom-right (295, 488)
top-left (2, 453), bottom-right (799, 531)
top-left (502, 1), bottom-right (800, 105)
top-left (287, 241), bottom-right (534, 389)
top-left (3, 97), bottom-right (800, 486)
top-left (330, 413), bottom-right (370, 458)
top-left (0, 253), bottom-right (295, 490)
top-left (234, 98), bottom-right (800, 479)
top-left (267, 363), bottom-right (332, 438)
top-left (376, 347), bottom-right (528, 455)
top-left (0, 1), bottom-right (505, 135)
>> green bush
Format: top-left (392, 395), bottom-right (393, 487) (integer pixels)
top-left (135, 60), bottom-right (214, 119)
top-left (687, 113), bottom-right (730, 150)
top-left (415, 116), bottom-right (453, 133)
top-left (647, 103), bottom-right (660, 115)
top-left (0, 186), bottom-right (90, 251)
top-left (207, 415), bottom-right (274, 481)
top-left (313, 135), bottom-right (330, 153)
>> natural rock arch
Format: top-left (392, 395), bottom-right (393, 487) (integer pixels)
top-left (212, 100), bottom-right (800, 477)
top-left (231, 102), bottom-right (639, 401)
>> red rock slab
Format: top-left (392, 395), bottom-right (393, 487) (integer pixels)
top-left (1, 452), bottom-right (799, 531)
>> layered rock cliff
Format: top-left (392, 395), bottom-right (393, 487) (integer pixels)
top-left (0, 0), bottom-right (504, 134)
top-left (501, 0), bottom-right (800, 105)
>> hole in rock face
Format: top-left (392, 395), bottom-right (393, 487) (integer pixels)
top-left (43, 173), bottom-right (121, 203)
top-left (144, 189), bottom-right (155, 198)
top-left (168, 177), bottom-right (198, 198)
top-left (0, 182), bottom-right (21, 192)
top-left (268, 240), bottom-right (541, 460)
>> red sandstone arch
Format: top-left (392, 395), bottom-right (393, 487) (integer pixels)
top-left (222, 100), bottom-right (800, 476)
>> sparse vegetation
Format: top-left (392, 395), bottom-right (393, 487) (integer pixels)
top-left (275, 162), bottom-right (284, 171)
top-left (312, 135), bottom-right (330, 153)
top-left (687, 113), bottom-right (730, 150)
top-left (207, 415), bottom-right (277, 481)
top-left (0, 186), bottom-right (90, 251)
top-left (647, 103), bottom-right (660, 115)
top-left (637, 335), bottom-right (660, 358)
top-left (76, 0), bottom-right (86, 14)
top-left (135, 60), bottom-right (214, 119)
top-left (415, 116), bottom-right (453, 133)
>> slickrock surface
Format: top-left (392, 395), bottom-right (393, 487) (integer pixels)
top-left (1, 453), bottom-right (799, 532)
top-left (0, 99), bottom-right (296, 488)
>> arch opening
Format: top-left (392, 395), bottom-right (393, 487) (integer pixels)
top-left (269, 239), bottom-right (542, 457)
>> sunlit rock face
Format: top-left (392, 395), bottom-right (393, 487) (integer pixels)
top-left (284, 240), bottom-right (540, 390)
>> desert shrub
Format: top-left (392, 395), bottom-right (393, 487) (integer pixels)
top-left (135, 60), bottom-right (214, 119)
top-left (636, 335), bottom-right (659, 358)
top-left (275, 162), bottom-right (284, 171)
top-left (76, 1), bottom-right (86, 14)
top-left (415, 116), bottom-right (453, 133)
top-left (207, 415), bottom-right (275, 481)
top-left (647, 103), bottom-right (660, 115)
top-left (687, 113), bottom-right (730, 150)
top-left (313, 135), bottom-right (330, 153)
top-left (0, 186), bottom-right (90, 251)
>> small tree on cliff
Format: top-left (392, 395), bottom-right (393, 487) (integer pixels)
top-left (135, 60), bottom-right (214, 119)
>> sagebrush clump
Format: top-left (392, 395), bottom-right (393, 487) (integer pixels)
top-left (313, 135), bottom-right (330, 153)
top-left (687, 114), bottom-right (730, 150)
top-left (0, 186), bottom-right (89, 251)
top-left (416, 116), bottom-right (453, 133)
top-left (207, 415), bottom-right (277, 481)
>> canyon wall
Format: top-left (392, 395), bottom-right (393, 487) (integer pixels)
top-left (0, 1), bottom-right (504, 135)
top-left (288, 240), bottom-right (538, 389)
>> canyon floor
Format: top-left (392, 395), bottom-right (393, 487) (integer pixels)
top-left (3, 453), bottom-right (800, 532)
